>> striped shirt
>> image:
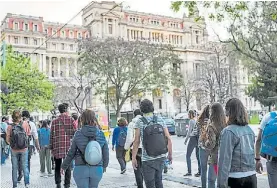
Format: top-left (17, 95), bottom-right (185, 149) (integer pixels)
top-left (134, 113), bottom-right (166, 161)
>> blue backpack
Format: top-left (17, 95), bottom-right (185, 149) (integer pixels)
top-left (261, 112), bottom-right (277, 157)
top-left (118, 127), bottom-right (127, 147)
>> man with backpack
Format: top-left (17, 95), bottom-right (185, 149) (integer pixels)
top-left (112, 117), bottom-right (128, 174)
top-left (132, 99), bottom-right (173, 188)
top-left (255, 111), bottom-right (277, 188)
top-left (18, 110), bottom-right (40, 182)
top-left (6, 110), bottom-right (31, 188)
top-left (50, 103), bottom-right (76, 188)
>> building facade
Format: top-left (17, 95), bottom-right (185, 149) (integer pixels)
top-left (0, 1), bottom-right (261, 119)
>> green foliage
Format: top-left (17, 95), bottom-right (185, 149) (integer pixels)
top-left (1, 46), bottom-right (54, 114)
top-left (249, 114), bottom-right (259, 125)
top-left (79, 37), bottom-right (183, 116)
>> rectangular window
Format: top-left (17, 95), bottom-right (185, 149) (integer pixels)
top-left (34, 25), bottom-right (38, 31)
top-left (78, 33), bottom-right (81, 39)
top-left (34, 39), bottom-right (38, 45)
top-left (158, 99), bottom-right (162, 109)
top-left (53, 43), bottom-right (56, 50)
top-left (14, 23), bottom-right (19, 30)
top-left (14, 37), bottom-right (18, 44)
top-left (108, 24), bottom-right (112, 34)
top-left (24, 37), bottom-right (28, 44)
top-left (61, 43), bottom-right (65, 50)
top-left (70, 44), bottom-right (73, 51)
top-left (70, 31), bottom-right (73, 38)
top-left (24, 23), bottom-right (28, 31)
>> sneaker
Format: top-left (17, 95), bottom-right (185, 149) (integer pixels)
top-left (183, 173), bottom-right (192, 176)
top-left (25, 184), bottom-right (30, 188)
top-left (120, 169), bottom-right (126, 174)
top-left (40, 172), bottom-right (47, 177)
top-left (48, 173), bottom-right (54, 177)
top-left (194, 172), bottom-right (201, 177)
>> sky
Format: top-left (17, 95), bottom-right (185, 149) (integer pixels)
top-left (0, 0), bottom-right (228, 40)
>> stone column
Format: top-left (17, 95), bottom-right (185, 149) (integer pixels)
top-left (74, 59), bottom-right (78, 75)
top-left (66, 58), bottom-right (69, 77)
top-left (48, 56), bottom-right (52, 77)
top-left (42, 54), bottom-right (46, 73)
top-left (57, 57), bottom-right (61, 77)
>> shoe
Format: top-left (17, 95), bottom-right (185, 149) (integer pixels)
top-left (120, 169), bottom-right (126, 174)
top-left (25, 184), bottom-right (30, 188)
top-left (183, 173), bottom-right (192, 176)
top-left (56, 184), bottom-right (61, 188)
top-left (48, 173), bottom-right (54, 177)
top-left (40, 172), bottom-right (47, 177)
top-left (64, 185), bottom-right (70, 188)
top-left (17, 174), bottom-right (23, 182)
top-left (194, 172), bottom-right (201, 177)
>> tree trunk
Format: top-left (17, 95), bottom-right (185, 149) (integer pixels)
top-left (116, 109), bottom-right (121, 118)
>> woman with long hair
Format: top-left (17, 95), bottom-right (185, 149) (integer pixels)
top-left (218, 98), bottom-right (257, 188)
top-left (61, 109), bottom-right (109, 188)
top-left (197, 105), bottom-right (210, 187)
top-left (202, 103), bottom-right (226, 188)
top-left (184, 110), bottom-right (201, 177)
top-left (38, 120), bottom-right (52, 176)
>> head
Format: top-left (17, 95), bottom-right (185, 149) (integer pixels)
top-left (58, 103), bottom-right (69, 114)
top-left (188, 110), bottom-right (196, 119)
top-left (41, 120), bottom-right (48, 128)
top-left (210, 103), bottom-right (226, 131)
top-left (225, 98), bottom-right (248, 126)
top-left (72, 113), bottom-right (78, 121)
top-left (140, 99), bottom-right (154, 114)
top-left (80, 109), bottom-right (99, 127)
top-left (198, 105), bottom-right (210, 122)
top-left (133, 109), bottom-right (142, 117)
top-left (12, 110), bottom-right (22, 123)
top-left (22, 110), bottom-right (30, 120)
top-left (117, 117), bottom-right (127, 127)
top-left (2, 116), bottom-right (8, 123)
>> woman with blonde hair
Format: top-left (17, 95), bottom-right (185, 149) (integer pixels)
top-left (61, 109), bottom-right (109, 188)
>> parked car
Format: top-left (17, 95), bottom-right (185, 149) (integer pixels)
top-left (162, 117), bottom-right (176, 135)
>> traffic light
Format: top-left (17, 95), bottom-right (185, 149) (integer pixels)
top-left (1, 32), bottom-right (6, 67)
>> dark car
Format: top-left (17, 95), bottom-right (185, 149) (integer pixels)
top-left (162, 117), bottom-right (176, 135)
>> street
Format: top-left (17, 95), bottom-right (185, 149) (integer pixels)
top-left (1, 126), bottom-right (270, 188)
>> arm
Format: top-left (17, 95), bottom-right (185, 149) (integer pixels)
top-left (6, 125), bottom-right (11, 145)
top-left (61, 135), bottom-right (77, 170)
top-left (217, 129), bottom-right (237, 188)
top-left (49, 123), bottom-right (54, 150)
top-left (132, 128), bottom-right (141, 161)
top-left (124, 122), bottom-right (134, 150)
top-left (255, 129), bottom-right (263, 173)
top-left (185, 119), bottom-right (194, 144)
top-left (31, 123), bottom-right (40, 151)
top-left (164, 127), bottom-right (173, 161)
top-left (101, 132), bottom-right (109, 169)
top-left (112, 128), bottom-right (118, 147)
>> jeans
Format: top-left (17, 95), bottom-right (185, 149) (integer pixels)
top-left (73, 165), bottom-right (103, 188)
top-left (116, 146), bottom-right (126, 171)
top-left (39, 147), bottom-right (52, 174)
top-left (186, 136), bottom-right (200, 174)
top-left (228, 174), bottom-right (257, 188)
top-left (55, 157), bottom-right (71, 186)
top-left (1, 146), bottom-right (9, 165)
top-left (142, 158), bottom-right (164, 188)
top-left (207, 164), bottom-right (217, 188)
top-left (11, 150), bottom-right (29, 187)
top-left (266, 161), bottom-right (277, 188)
top-left (18, 145), bottom-right (32, 178)
top-left (134, 155), bottom-right (144, 188)
top-left (199, 148), bottom-right (209, 188)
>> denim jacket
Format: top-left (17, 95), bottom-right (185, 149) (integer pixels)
top-left (217, 124), bottom-right (255, 188)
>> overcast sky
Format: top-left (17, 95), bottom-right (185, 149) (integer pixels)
top-left (0, 0), bottom-right (228, 40)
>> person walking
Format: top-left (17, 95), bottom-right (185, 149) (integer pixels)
top-left (218, 98), bottom-right (257, 188)
top-left (197, 105), bottom-right (210, 187)
top-left (38, 120), bottom-right (52, 176)
top-left (112, 117), bottom-right (128, 174)
top-left (1, 116), bottom-right (9, 165)
top-left (18, 110), bottom-right (40, 182)
top-left (255, 110), bottom-right (277, 188)
top-left (132, 99), bottom-right (173, 188)
top-left (61, 109), bottom-right (109, 188)
top-left (50, 103), bottom-right (76, 188)
top-left (184, 110), bottom-right (201, 177)
top-left (6, 110), bottom-right (31, 188)
top-left (124, 109), bottom-right (143, 188)
top-left (202, 103), bottom-right (226, 188)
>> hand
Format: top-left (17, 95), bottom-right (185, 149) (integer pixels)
top-left (60, 169), bottom-right (65, 175)
top-left (132, 158), bottom-right (138, 170)
top-left (112, 146), bottom-right (114, 151)
top-left (256, 160), bottom-right (263, 174)
top-left (103, 167), bottom-right (106, 173)
top-left (168, 154), bottom-right (173, 163)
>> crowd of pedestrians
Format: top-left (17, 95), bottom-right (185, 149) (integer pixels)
top-left (0, 97), bottom-right (277, 188)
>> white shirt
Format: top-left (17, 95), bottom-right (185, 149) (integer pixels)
top-left (260, 111), bottom-right (277, 130)
top-left (124, 115), bottom-right (142, 150)
top-left (28, 121), bottom-right (38, 146)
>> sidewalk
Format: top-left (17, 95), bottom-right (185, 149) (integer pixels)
top-left (1, 154), bottom-right (192, 188)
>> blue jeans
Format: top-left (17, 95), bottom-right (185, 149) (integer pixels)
top-left (266, 161), bottom-right (277, 188)
top-left (207, 164), bottom-right (217, 188)
top-left (73, 165), bottom-right (103, 188)
top-left (199, 148), bottom-right (209, 188)
top-left (186, 136), bottom-right (200, 174)
top-left (11, 150), bottom-right (29, 187)
top-left (142, 158), bottom-right (165, 188)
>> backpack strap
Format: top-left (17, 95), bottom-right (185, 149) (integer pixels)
top-left (153, 116), bottom-right (158, 123)
top-left (141, 117), bottom-right (149, 125)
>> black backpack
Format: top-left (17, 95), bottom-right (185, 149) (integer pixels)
top-left (10, 123), bottom-right (29, 150)
top-left (141, 116), bottom-right (168, 157)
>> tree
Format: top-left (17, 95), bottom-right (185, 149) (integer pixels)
top-left (79, 37), bottom-right (183, 117)
top-left (1, 46), bottom-right (54, 114)
top-left (180, 80), bottom-right (194, 112)
top-left (53, 59), bottom-right (97, 114)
